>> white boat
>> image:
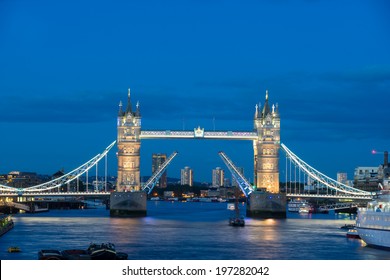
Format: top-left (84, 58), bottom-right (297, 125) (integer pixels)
top-left (288, 199), bottom-right (309, 212)
top-left (298, 205), bottom-right (311, 214)
top-left (356, 193), bottom-right (390, 249)
top-left (346, 228), bottom-right (360, 239)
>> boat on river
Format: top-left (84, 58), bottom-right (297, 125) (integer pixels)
top-left (8, 246), bottom-right (21, 253)
top-left (229, 216), bottom-right (245, 227)
top-left (288, 199), bottom-right (311, 212)
top-left (0, 215), bottom-right (14, 237)
top-left (87, 242), bottom-right (117, 260)
top-left (38, 243), bottom-right (128, 260)
top-left (340, 223), bottom-right (356, 230)
top-left (299, 204), bottom-right (313, 214)
top-left (38, 249), bottom-right (65, 260)
top-left (346, 229), bottom-right (361, 239)
top-left (228, 188), bottom-right (245, 227)
top-left (356, 192), bottom-right (390, 249)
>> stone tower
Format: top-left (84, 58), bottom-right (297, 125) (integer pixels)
top-left (116, 88), bottom-right (141, 191)
top-left (253, 90), bottom-right (280, 193)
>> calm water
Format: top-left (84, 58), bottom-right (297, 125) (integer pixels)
top-left (1, 201), bottom-right (390, 260)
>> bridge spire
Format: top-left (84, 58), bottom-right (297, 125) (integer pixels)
top-left (135, 101), bottom-right (141, 116)
top-left (118, 100), bottom-right (124, 116)
top-left (262, 90), bottom-right (270, 118)
top-left (254, 104), bottom-right (259, 119)
top-left (126, 88), bottom-right (132, 114)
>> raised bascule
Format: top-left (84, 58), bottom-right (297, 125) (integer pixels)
top-left (110, 88), bottom-right (286, 218)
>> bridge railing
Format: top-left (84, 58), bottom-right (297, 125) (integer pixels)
top-left (140, 130), bottom-right (258, 140)
top-left (281, 143), bottom-right (374, 197)
top-left (0, 141), bottom-right (116, 194)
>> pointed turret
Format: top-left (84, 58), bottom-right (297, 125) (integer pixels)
top-left (254, 104), bottom-right (259, 119)
top-left (118, 100), bottom-right (123, 116)
top-left (126, 88), bottom-right (132, 114)
top-left (135, 101), bottom-right (141, 117)
top-left (274, 102), bottom-right (279, 115)
top-left (261, 90), bottom-right (270, 118)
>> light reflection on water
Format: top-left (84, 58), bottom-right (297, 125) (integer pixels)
top-left (1, 201), bottom-right (389, 260)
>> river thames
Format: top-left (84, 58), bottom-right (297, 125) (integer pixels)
top-left (1, 201), bottom-right (389, 260)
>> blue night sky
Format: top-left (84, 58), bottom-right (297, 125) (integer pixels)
top-left (1, 0), bottom-right (389, 183)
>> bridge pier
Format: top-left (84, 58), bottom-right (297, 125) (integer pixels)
top-left (246, 191), bottom-right (286, 218)
top-left (109, 191), bottom-right (147, 217)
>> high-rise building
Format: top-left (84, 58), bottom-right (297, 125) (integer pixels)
top-left (116, 89), bottom-right (142, 191)
top-left (152, 153), bottom-right (167, 188)
top-left (253, 90), bottom-right (280, 193)
top-left (212, 167), bottom-right (224, 187)
top-left (337, 172), bottom-right (348, 185)
top-left (181, 166), bottom-right (193, 186)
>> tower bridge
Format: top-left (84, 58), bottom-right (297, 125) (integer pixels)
top-left (116, 89), bottom-right (281, 195)
top-left (0, 88), bottom-right (375, 218)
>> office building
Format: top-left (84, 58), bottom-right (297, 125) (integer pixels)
top-left (212, 167), bottom-right (224, 187)
top-left (181, 166), bottom-right (193, 186)
top-left (152, 153), bottom-right (167, 188)
top-left (337, 172), bottom-right (348, 185)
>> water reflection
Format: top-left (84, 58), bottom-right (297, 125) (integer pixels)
top-left (1, 202), bottom-right (389, 260)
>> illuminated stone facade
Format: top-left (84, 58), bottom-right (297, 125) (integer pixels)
top-left (116, 89), bottom-right (141, 191)
top-left (253, 91), bottom-right (280, 193)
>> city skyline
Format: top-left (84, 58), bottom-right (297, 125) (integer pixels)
top-left (1, 0), bottom-right (389, 183)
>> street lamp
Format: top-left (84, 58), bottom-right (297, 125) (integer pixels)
top-left (371, 149), bottom-right (385, 155)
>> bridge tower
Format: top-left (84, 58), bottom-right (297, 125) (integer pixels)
top-left (116, 88), bottom-right (142, 191)
top-left (248, 90), bottom-right (285, 218)
top-left (253, 90), bottom-right (280, 193)
top-left (110, 89), bottom-right (146, 217)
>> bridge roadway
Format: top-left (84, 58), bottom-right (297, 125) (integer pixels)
top-left (0, 191), bottom-right (373, 200)
top-left (286, 193), bottom-right (372, 200)
top-left (0, 192), bottom-right (111, 198)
